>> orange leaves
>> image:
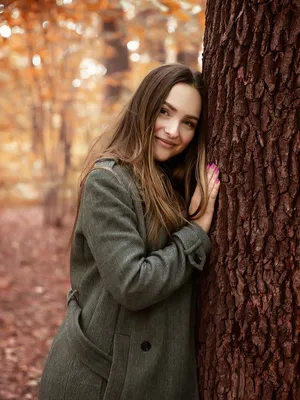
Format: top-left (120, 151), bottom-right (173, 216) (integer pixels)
top-left (182, 0), bottom-right (206, 5)
top-left (6, 35), bottom-right (26, 53)
top-left (103, 45), bottom-right (118, 60)
top-left (85, 0), bottom-right (113, 13)
top-left (40, 87), bottom-right (53, 101)
top-left (153, 0), bottom-right (203, 22)
top-left (159, 0), bottom-right (181, 13)
top-left (0, 0), bottom-right (206, 204)
top-left (30, 67), bottom-right (43, 78)
top-left (104, 75), bottom-right (121, 87)
top-left (38, 47), bottom-right (50, 60)
top-left (127, 24), bottom-right (146, 41)
top-left (172, 9), bottom-right (190, 22)
top-left (196, 11), bottom-right (205, 26)
top-left (0, 122), bottom-right (14, 131)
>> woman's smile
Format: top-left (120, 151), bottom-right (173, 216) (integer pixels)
top-left (155, 137), bottom-right (176, 148)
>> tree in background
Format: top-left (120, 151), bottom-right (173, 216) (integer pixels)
top-left (0, 0), bottom-right (206, 225)
top-left (197, 0), bottom-right (300, 398)
top-left (0, 1), bottom-right (119, 225)
top-left (102, 6), bottom-right (129, 108)
top-left (176, 7), bottom-right (205, 70)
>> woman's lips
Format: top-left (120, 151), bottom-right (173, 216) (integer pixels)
top-left (155, 137), bottom-right (176, 148)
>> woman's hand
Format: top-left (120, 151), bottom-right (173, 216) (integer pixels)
top-left (189, 163), bottom-right (220, 233)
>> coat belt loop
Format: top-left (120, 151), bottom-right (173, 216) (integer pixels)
top-left (67, 288), bottom-right (79, 305)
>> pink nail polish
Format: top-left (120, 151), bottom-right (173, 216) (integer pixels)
top-left (214, 168), bottom-right (219, 174)
top-left (206, 164), bottom-right (210, 169)
top-left (210, 163), bottom-right (215, 169)
top-left (216, 178), bottom-right (220, 183)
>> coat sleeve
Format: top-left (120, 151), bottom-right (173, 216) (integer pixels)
top-left (80, 168), bottom-right (212, 311)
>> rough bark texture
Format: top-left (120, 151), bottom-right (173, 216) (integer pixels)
top-left (197, 1), bottom-right (300, 399)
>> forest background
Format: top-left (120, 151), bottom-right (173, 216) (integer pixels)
top-left (0, 0), bottom-right (206, 399)
top-left (2, 0), bottom-right (299, 399)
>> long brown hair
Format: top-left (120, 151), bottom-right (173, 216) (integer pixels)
top-left (73, 63), bottom-right (208, 242)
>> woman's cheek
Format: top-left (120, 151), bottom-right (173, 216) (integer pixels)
top-left (154, 119), bottom-right (163, 132)
top-left (183, 131), bottom-right (195, 146)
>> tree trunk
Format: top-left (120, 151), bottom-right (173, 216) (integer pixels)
top-left (102, 8), bottom-right (129, 106)
top-left (197, 1), bottom-right (300, 399)
top-left (135, 9), bottom-right (167, 64)
top-left (177, 50), bottom-right (198, 70)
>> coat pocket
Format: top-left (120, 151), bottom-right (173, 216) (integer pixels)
top-left (66, 295), bottom-right (130, 400)
top-left (103, 333), bottom-right (130, 400)
top-left (64, 357), bottom-right (107, 400)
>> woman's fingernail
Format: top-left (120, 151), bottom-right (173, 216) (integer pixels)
top-left (216, 178), bottom-right (220, 183)
top-left (214, 168), bottom-right (219, 174)
top-left (210, 163), bottom-right (215, 169)
top-left (207, 164), bottom-right (210, 169)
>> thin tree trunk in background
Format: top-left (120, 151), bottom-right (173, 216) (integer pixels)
top-left (102, 8), bottom-right (129, 106)
top-left (31, 104), bottom-right (45, 154)
top-left (135, 10), bottom-right (167, 63)
top-left (147, 34), bottom-right (165, 63)
top-left (177, 51), bottom-right (198, 70)
top-left (197, 0), bottom-right (300, 398)
top-left (146, 13), bottom-right (166, 63)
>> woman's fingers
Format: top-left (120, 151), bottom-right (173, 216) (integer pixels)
top-left (207, 163), bottom-right (217, 183)
top-left (207, 163), bottom-right (220, 201)
top-left (190, 163), bottom-right (220, 216)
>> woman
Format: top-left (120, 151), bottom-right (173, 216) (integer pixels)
top-left (39, 63), bottom-right (220, 400)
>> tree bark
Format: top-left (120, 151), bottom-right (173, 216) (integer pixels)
top-left (197, 1), bottom-right (300, 399)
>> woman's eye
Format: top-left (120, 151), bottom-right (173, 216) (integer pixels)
top-left (184, 120), bottom-right (195, 129)
top-left (160, 108), bottom-right (169, 116)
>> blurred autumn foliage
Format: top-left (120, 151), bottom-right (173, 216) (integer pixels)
top-left (0, 0), bottom-right (206, 225)
top-left (0, 1), bottom-right (206, 398)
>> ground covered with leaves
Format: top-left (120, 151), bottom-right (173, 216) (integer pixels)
top-left (0, 207), bottom-right (73, 399)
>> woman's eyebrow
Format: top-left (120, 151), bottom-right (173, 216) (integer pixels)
top-left (163, 101), bottom-right (199, 121)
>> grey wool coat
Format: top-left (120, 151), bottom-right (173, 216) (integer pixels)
top-left (39, 158), bottom-right (212, 400)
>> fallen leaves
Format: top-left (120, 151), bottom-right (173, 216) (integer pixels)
top-left (0, 206), bottom-right (72, 399)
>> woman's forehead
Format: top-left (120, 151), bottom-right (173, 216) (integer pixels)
top-left (164, 83), bottom-right (202, 118)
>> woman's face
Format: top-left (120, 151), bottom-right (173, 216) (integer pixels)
top-left (153, 83), bottom-right (202, 162)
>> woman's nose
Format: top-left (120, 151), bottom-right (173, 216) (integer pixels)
top-left (164, 120), bottom-right (180, 137)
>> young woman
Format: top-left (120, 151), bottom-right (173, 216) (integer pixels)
top-left (39, 63), bottom-right (220, 400)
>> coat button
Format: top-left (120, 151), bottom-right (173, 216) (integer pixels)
top-left (194, 254), bottom-right (202, 264)
top-left (141, 341), bottom-right (151, 351)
